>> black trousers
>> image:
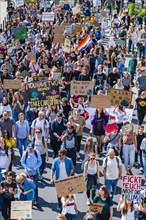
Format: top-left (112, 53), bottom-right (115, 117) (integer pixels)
top-left (94, 213), bottom-right (110, 220)
top-left (50, 140), bottom-right (62, 157)
top-left (76, 135), bottom-right (82, 153)
top-left (137, 110), bottom-right (145, 125)
top-left (2, 198), bottom-right (14, 220)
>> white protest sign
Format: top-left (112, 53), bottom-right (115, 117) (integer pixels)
top-left (15, 0), bottom-right (24, 7)
top-left (42, 12), bottom-right (54, 22)
top-left (65, 26), bottom-right (72, 35)
top-left (122, 175), bottom-right (142, 201)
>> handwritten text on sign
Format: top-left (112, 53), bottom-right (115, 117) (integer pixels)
top-left (71, 81), bottom-right (94, 96)
top-left (27, 80), bottom-right (59, 108)
top-left (122, 175), bottom-right (142, 201)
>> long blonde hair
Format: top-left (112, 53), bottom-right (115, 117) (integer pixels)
top-left (84, 137), bottom-right (94, 154)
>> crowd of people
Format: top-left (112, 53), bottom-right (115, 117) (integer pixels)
top-left (0, 0), bottom-right (146, 219)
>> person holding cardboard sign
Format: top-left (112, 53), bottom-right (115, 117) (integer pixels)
top-left (92, 185), bottom-right (113, 220)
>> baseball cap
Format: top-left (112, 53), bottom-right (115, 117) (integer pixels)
top-left (57, 111), bottom-right (63, 117)
top-left (28, 142), bottom-right (34, 149)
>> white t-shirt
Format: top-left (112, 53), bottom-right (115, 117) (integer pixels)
top-left (120, 204), bottom-right (138, 220)
top-left (31, 118), bottom-right (49, 138)
top-left (103, 156), bottom-right (122, 180)
top-left (0, 149), bottom-right (11, 169)
top-left (62, 198), bottom-right (76, 215)
top-left (59, 161), bottom-right (68, 179)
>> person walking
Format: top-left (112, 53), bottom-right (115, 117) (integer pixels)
top-left (16, 113), bottom-right (29, 157)
top-left (102, 149), bottom-right (122, 199)
top-left (21, 143), bottom-right (42, 206)
top-left (50, 149), bottom-right (74, 211)
top-left (84, 153), bottom-right (100, 205)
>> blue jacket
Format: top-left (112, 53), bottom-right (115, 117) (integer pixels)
top-left (51, 157), bottom-right (74, 180)
top-left (18, 178), bottom-right (36, 201)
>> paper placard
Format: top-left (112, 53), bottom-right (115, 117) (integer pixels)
top-left (143, 204), bottom-right (146, 210)
top-left (108, 88), bottom-right (132, 107)
top-left (27, 80), bottom-right (60, 108)
top-left (65, 26), bottom-right (72, 35)
top-left (42, 12), bottom-right (54, 22)
top-left (4, 79), bottom-right (22, 90)
top-left (122, 175), bottom-right (142, 201)
top-left (72, 26), bottom-right (82, 35)
top-left (11, 201), bottom-right (32, 219)
top-left (54, 174), bottom-right (86, 197)
top-left (64, 38), bottom-right (71, 53)
top-left (91, 95), bottom-right (111, 108)
top-left (21, 70), bottom-right (29, 77)
top-left (90, 203), bottom-right (104, 213)
top-left (71, 81), bottom-right (94, 96)
top-left (53, 34), bottom-right (64, 44)
top-left (72, 6), bottom-right (80, 15)
top-left (53, 72), bottom-right (61, 81)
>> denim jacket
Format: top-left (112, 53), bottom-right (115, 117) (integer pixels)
top-left (51, 157), bottom-right (74, 180)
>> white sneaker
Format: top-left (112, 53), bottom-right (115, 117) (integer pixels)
top-left (140, 167), bottom-right (144, 172)
top-left (76, 152), bottom-right (80, 159)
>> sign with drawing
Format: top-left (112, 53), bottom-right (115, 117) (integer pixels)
top-left (54, 174), bottom-right (86, 197)
top-left (11, 201), bottom-right (32, 219)
top-left (90, 203), bottom-right (104, 213)
top-left (71, 81), bottom-right (94, 96)
top-left (27, 80), bottom-right (60, 108)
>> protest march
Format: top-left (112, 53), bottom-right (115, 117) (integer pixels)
top-left (0, 0), bottom-right (146, 219)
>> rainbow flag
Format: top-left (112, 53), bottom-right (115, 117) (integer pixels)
top-left (77, 35), bottom-right (93, 53)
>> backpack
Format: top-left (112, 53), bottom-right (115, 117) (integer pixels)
top-left (32, 136), bottom-right (45, 147)
top-left (105, 156), bottom-right (120, 169)
top-left (33, 118), bottom-right (47, 131)
top-left (25, 150), bottom-right (38, 163)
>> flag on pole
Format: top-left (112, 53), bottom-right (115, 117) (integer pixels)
top-left (77, 35), bottom-right (93, 53)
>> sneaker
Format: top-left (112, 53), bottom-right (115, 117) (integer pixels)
top-left (129, 169), bottom-right (133, 175)
top-left (140, 167), bottom-right (144, 173)
top-left (76, 152), bottom-right (80, 159)
top-left (87, 199), bottom-right (91, 206)
top-left (38, 175), bottom-right (43, 181)
top-left (57, 205), bottom-right (61, 211)
top-left (33, 201), bottom-right (38, 207)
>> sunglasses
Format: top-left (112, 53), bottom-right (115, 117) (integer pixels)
top-left (87, 218), bottom-right (93, 220)
top-left (90, 158), bottom-right (95, 160)
top-left (59, 154), bottom-right (63, 157)
top-left (36, 131), bottom-right (41, 133)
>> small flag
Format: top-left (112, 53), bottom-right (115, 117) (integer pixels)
top-left (77, 35), bottom-right (92, 53)
top-left (104, 122), bottom-right (118, 133)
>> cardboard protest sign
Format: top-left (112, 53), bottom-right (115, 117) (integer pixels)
top-left (27, 80), bottom-right (60, 108)
top-left (122, 175), bottom-right (142, 201)
top-left (11, 201), bottom-right (32, 219)
top-left (4, 79), bottom-right (22, 90)
top-left (91, 95), bottom-right (111, 109)
top-left (27, 53), bottom-right (36, 61)
top-left (55, 174), bottom-right (86, 197)
top-left (122, 123), bottom-right (134, 134)
top-left (11, 26), bottom-right (28, 40)
top-left (72, 26), bottom-right (82, 35)
top-left (42, 12), bottom-right (54, 22)
top-left (54, 26), bottom-right (65, 34)
top-left (108, 88), bottom-right (132, 107)
top-left (15, 0), bottom-right (24, 7)
top-left (90, 203), bottom-right (104, 213)
top-left (71, 81), bottom-right (94, 96)
top-left (64, 38), bottom-right (71, 53)
top-left (143, 204), bottom-right (146, 210)
top-left (53, 34), bottom-right (64, 44)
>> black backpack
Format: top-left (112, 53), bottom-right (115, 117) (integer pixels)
top-left (25, 150), bottom-right (38, 163)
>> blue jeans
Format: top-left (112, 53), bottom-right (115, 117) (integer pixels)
top-left (65, 213), bottom-right (76, 220)
top-left (0, 168), bottom-right (7, 182)
top-left (40, 154), bottom-right (46, 176)
top-left (12, 111), bottom-right (19, 122)
top-left (142, 154), bottom-right (146, 180)
top-left (17, 138), bottom-right (27, 157)
top-left (139, 47), bottom-right (145, 58)
top-left (105, 179), bottom-right (118, 199)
